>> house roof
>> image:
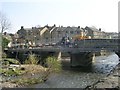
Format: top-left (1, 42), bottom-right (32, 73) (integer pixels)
top-left (40, 27), bottom-right (49, 36)
top-left (18, 26), bottom-right (44, 32)
top-left (71, 27), bottom-right (78, 31)
top-left (50, 27), bottom-right (57, 33)
top-left (39, 25), bottom-right (57, 35)
top-left (85, 26), bottom-right (100, 32)
top-left (56, 26), bottom-right (78, 31)
top-left (56, 26), bottom-right (66, 31)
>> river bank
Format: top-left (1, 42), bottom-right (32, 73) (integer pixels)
top-left (1, 65), bottom-right (47, 88)
top-left (1, 61), bottom-right (119, 88)
top-left (1, 56), bottom-right (61, 88)
top-left (85, 62), bottom-right (120, 89)
top-left (25, 53), bottom-right (119, 88)
top-left (1, 53), bottom-right (119, 89)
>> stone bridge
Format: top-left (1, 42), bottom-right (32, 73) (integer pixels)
top-left (5, 39), bottom-right (120, 67)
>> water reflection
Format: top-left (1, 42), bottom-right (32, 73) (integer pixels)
top-left (61, 57), bottom-right (93, 73)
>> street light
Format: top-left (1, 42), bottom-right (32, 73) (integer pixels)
top-left (34, 36), bottom-right (36, 46)
top-left (26, 30), bottom-right (28, 48)
top-left (15, 39), bottom-right (17, 48)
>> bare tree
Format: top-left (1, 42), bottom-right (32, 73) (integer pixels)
top-left (0, 12), bottom-right (11, 33)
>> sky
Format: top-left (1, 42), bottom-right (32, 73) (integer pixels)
top-left (0, 0), bottom-right (119, 33)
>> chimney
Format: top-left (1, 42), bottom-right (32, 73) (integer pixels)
top-left (32, 27), bottom-right (36, 29)
top-left (53, 24), bottom-right (56, 27)
top-left (78, 26), bottom-right (80, 28)
top-left (4, 32), bottom-right (7, 35)
top-left (21, 26), bottom-right (24, 29)
top-left (99, 28), bottom-right (101, 31)
top-left (45, 24), bottom-right (49, 28)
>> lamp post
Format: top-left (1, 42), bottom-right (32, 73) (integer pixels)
top-left (26, 30), bottom-right (28, 48)
top-left (50, 32), bottom-right (52, 45)
top-left (15, 39), bottom-right (17, 48)
top-left (34, 36), bottom-right (36, 46)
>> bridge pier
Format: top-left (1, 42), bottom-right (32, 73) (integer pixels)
top-left (56, 51), bottom-right (61, 61)
top-left (70, 52), bottom-right (94, 67)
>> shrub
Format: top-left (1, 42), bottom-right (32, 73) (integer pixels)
top-left (5, 58), bottom-right (20, 64)
top-left (0, 68), bottom-right (25, 77)
top-left (46, 56), bottom-right (62, 73)
top-left (41, 56), bottom-right (62, 82)
top-left (2, 37), bottom-right (10, 49)
top-left (24, 54), bottom-right (39, 65)
top-left (11, 77), bottom-right (43, 86)
top-left (2, 52), bottom-right (7, 58)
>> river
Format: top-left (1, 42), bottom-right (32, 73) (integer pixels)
top-left (27, 52), bottom-right (119, 88)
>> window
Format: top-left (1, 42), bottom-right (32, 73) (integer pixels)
top-left (77, 31), bottom-right (80, 34)
top-left (70, 31), bottom-right (74, 34)
top-left (37, 32), bottom-right (39, 35)
top-left (58, 31), bottom-right (60, 34)
top-left (46, 37), bottom-right (48, 40)
top-left (37, 39), bottom-right (39, 40)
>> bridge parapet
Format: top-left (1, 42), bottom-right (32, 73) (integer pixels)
top-left (73, 39), bottom-right (120, 52)
top-left (6, 39), bottom-right (120, 53)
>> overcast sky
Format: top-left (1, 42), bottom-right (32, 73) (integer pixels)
top-left (0, 0), bottom-right (119, 33)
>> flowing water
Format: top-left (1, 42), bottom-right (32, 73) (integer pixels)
top-left (27, 52), bottom-right (119, 88)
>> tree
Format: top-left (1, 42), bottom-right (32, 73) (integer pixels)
top-left (0, 12), bottom-right (11, 33)
top-left (2, 36), bottom-right (10, 49)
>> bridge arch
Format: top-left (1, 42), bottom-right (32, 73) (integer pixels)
top-left (115, 51), bottom-right (120, 60)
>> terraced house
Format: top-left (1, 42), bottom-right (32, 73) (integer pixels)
top-left (16, 25), bottom-right (105, 47)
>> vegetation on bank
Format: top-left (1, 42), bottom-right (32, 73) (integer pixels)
top-left (1, 53), bottom-right (62, 87)
top-left (2, 36), bottom-right (10, 49)
top-left (11, 77), bottom-right (44, 86)
top-left (46, 56), bottom-right (62, 73)
top-left (40, 56), bottom-right (62, 82)
top-left (24, 54), bottom-right (39, 64)
top-left (0, 67), bottom-right (25, 77)
top-left (1, 58), bottom-right (20, 65)
top-left (1, 58), bottom-right (24, 77)
top-left (2, 52), bottom-right (7, 58)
